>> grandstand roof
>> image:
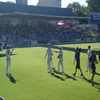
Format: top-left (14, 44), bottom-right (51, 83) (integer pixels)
top-left (0, 2), bottom-right (88, 19)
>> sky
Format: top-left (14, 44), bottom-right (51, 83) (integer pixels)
top-left (0, 0), bottom-right (87, 8)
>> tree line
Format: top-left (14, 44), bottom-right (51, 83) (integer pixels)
top-left (67, 0), bottom-right (100, 23)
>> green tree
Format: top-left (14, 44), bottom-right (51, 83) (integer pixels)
top-left (67, 2), bottom-right (88, 23)
top-left (86, 0), bottom-right (100, 12)
top-left (67, 2), bottom-right (87, 16)
top-left (67, 2), bottom-right (81, 13)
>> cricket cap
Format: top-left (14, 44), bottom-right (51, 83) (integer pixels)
top-left (58, 46), bottom-right (62, 49)
top-left (47, 43), bottom-right (51, 46)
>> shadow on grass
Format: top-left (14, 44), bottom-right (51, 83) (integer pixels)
top-left (42, 45), bottom-right (99, 55)
top-left (54, 69), bottom-right (77, 81)
top-left (50, 73), bottom-right (65, 81)
top-left (0, 54), bottom-right (17, 58)
top-left (7, 75), bottom-right (18, 83)
top-left (83, 76), bottom-right (100, 92)
top-left (95, 72), bottom-right (100, 76)
top-left (50, 69), bottom-right (77, 81)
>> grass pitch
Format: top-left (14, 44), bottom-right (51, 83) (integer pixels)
top-left (0, 43), bottom-right (100, 100)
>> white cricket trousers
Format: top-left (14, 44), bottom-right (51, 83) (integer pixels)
top-left (87, 59), bottom-right (90, 71)
top-left (47, 57), bottom-right (52, 72)
top-left (58, 58), bottom-right (64, 72)
top-left (6, 59), bottom-right (11, 74)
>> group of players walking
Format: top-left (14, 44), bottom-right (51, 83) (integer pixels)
top-left (5, 44), bottom-right (100, 86)
top-left (44, 43), bottom-right (99, 86)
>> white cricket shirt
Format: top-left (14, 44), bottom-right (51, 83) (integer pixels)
top-left (6, 49), bottom-right (11, 60)
top-left (87, 49), bottom-right (91, 59)
top-left (58, 49), bottom-right (63, 59)
top-left (47, 48), bottom-right (53, 58)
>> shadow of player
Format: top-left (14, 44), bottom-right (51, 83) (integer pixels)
top-left (0, 54), bottom-right (17, 58)
top-left (83, 76), bottom-right (100, 92)
top-left (83, 76), bottom-right (100, 85)
top-left (7, 75), bottom-right (18, 83)
top-left (52, 69), bottom-right (77, 81)
top-left (50, 73), bottom-right (65, 81)
top-left (95, 72), bottom-right (100, 76)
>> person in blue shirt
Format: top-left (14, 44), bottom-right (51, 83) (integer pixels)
top-left (72, 47), bottom-right (83, 77)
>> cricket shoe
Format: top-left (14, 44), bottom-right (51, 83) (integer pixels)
top-left (48, 71), bottom-right (51, 73)
top-left (6, 73), bottom-right (9, 76)
top-left (9, 72), bottom-right (12, 75)
top-left (92, 83), bottom-right (94, 86)
top-left (86, 70), bottom-right (88, 72)
top-left (72, 73), bottom-right (76, 77)
top-left (80, 73), bottom-right (83, 76)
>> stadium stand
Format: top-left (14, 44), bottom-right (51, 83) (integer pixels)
top-left (0, 24), bottom-right (94, 43)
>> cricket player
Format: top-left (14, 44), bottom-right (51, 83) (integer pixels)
top-left (72, 47), bottom-right (83, 77)
top-left (6, 45), bottom-right (14, 76)
top-left (44, 43), bottom-right (53, 73)
top-left (54, 46), bottom-right (64, 73)
top-left (89, 50), bottom-right (97, 86)
top-left (86, 45), bottom-right (91, 72)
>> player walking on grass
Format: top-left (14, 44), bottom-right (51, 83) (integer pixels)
top-left (44, 43), bottom-right (53, 73)
top-left (86, 45), bottom-right (91, 73)
top-left (89, 50), bottom-right (97, 86)
top-left (54, 46), bottom-right (64, 73)
top-left (72, 47), bottom-right (83, 77)
top-left (6, 45), bottom-right (14, 76)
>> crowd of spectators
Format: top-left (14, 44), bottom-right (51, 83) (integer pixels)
top-left (0, 24), bottom-right (95, 43)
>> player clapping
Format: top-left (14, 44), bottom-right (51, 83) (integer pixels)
top-left (6, 45), bottom-right (14, 76)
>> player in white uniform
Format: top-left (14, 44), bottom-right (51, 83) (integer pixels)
top-left (6, 45), bottom-right (14, 76)
top-left (86, 45), bottom-right (91, 73)
top-left (44, 43), bottom-right (53, 73)
top-left (54, 46), bottom-right (64, 73)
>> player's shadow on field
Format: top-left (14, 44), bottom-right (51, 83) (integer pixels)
top-left (51, 69), bottom-right (77, 81)
top-left (83, 76), bottom-right (100, 92)
top-left (50, 73), bottom-right (65, 81)
top-left (0, 54), bottom-right (17, 58)
top-left (95, 72), bottom-right (100, 76)
top-left (7, 75), bottom-right (18, 83)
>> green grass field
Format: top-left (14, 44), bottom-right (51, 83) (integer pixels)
top-left (0, 43), bottom-right (100, 100)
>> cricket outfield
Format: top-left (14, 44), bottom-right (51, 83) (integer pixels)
top-left (0, 43), bottom-right (100, 100)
